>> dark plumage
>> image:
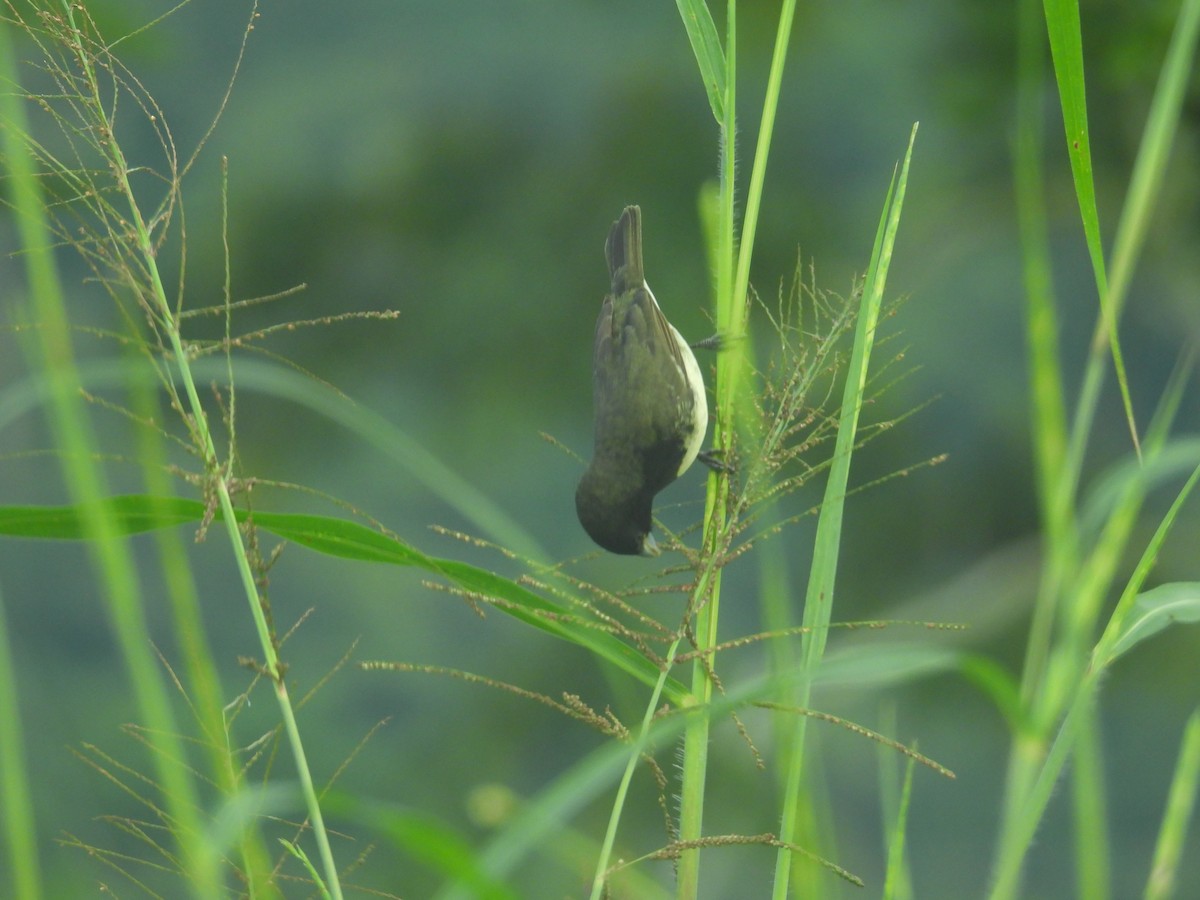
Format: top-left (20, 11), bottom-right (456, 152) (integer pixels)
top-left (575, 206), bottom-right (708, 556)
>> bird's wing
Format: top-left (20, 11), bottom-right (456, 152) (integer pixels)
top-left (592, 293), bottom-right (615, 369)
top-left (593, 286), bottom-right (693, 436)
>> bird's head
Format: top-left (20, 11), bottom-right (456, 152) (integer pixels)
top-left (575, 466), bottom-right (660, 557)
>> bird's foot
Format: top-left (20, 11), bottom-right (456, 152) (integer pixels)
top-left (690, 333), bottom-right (739, 352)
top-left (698, 448), bottom-right (735, 474)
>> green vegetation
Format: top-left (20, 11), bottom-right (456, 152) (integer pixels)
top-left (1, 1), bottom-right (1198, 896)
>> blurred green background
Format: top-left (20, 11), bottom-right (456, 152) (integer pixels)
top-left (2, 0), bottom-right (1199, 896)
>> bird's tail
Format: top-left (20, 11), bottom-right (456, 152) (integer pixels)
top-left (604, 205), bottom-right (644, 293)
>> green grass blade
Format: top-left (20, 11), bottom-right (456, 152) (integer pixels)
top-left (211, 358), bottom-right (550, 562)
top-left (1145, 708), bottom-right (1200, 900)
top-left (806, 123), bottom-right (918, 698)
top-left (0, 356), bottom-right (548, 563)
top-left (435, 695), bottom-right (697, 900)
top-left (882, 751), bottom-right (916, 900)
top-left (731, 0), bottom-right (798, 349)
top-left (1043, 360), bottom-right (1193, 726)
top-left (441, 667), bottom-right (871, 900)
top-left (1090, 465), bottom-right (1200, 670)
top-left (1016, 0), bottom-right (1069, 512)
top-left (0, 496), bottom-right (204, 539)
top-left (278, 839), bottom-right (332, 900)
top-left (674, 0), bottom-right (726, 123)
top-left (991, 449), bottom-right (1200, 897)
top-left (125, 358), bottom-right (277, 890)
top-left (0, 497), bottom-right (687, 704)
top-left (816, 642), bottom-right (963, 690)
top-left (676, 3), bottom-right (739, 893)
top-left (1015, 0), bottom-right (1074, 712)
top-left (0, 584), bottom-right (42, 900)
top-left (1102, 582), bottom-right (1200, 668)
top-left (1080, 437), bottom-right (1200, 541)
top-left (1041, 0), bottom-right (1103, 283)
top-left (326, 795), bottom-right (520, 900)
top-left (0, 16), bottom-right (215, 895)
top-left (1042, 0), bottom-right (1138, 454)
top-left (990, 686), bottom-right (1094, 899)
top-left (1072, 709), bottom-right (1111, 900)
top-left (960, 654), bottom-right (1024, 732)
top-left (772, 122), bottom-right (918, 898)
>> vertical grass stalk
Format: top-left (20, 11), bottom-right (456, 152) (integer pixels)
top-left (675, 1), bottom-right (739, 892)
top-left (58, 3), bottom-right (344, 891)
top-left (1, 12), bottom-right (220, 895)
top-left (0, 583), bottom-right (42, 899)
top-left (1144, 708), bottom-right (1200, 900)
top-left (4, 5), bottom-right (346, 892)
top-left (771, 125), bottom-right (918, 899)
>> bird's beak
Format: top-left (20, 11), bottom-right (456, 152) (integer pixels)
top-left (640, 534), bottom-right (661, 558)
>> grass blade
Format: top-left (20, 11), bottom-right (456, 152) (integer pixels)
top-left (1014, 0), bottom-right (1073, 714)
top-left (0, 14), bottom-right (215, 894)
top-left (1042, 0), bottom-right (1139, 455)
top-left (1103, 582), bottom-right (1200, 668)
top-left (0, 496), bottom-right (688, 704)
top-left (882, 752), bottom-right (916, 900)
top-left (990, 450), bottom-right (1200, 897)
top-left (0, 584), bottom-right (42, 899)
top-left (772, 122), bottom-right (918, 898)
top-left (327, 795), bottom-right (521, 900)
top-left (674, 0), bottom-right (726, 122)
top-left (1145, 709), bottom-right (1200, 900)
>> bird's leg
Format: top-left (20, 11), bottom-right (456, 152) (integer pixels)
top-left (690, 334), bottom-right (726, 352)
top-left (698, 448), bottom-right (735, 474)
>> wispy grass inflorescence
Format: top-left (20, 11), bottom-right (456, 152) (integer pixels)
top-left (1, 3), bottom-right (403, 894)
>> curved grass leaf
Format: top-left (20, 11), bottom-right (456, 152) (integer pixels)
top-left (1079, 437), bottom-right (1200, 542)
top-left (0, 496), bottom-right (687, 704)
top-left (675, 0), bottom-right (726, 122)
top-left (325, 794), bottom-right (520, 900)
top-left (959, 653), bottom-right (1024, 733)
top-left (1042, 0), bottom-right (1138, 455)
top-left (0, 357), bottom-right (550, 562)
top-left (0, 495), bottom-right (203, 539)
top-left (1103, 582), bottom-right (1200, 667)
top-left (815, 641), bottom-right (960, 690)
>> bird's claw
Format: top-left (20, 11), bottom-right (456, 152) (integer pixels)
top-left (698, 449), bottom-right (735, 474)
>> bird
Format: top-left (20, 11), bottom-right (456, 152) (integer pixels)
top-left (575, 205), bottom-right (711, 556)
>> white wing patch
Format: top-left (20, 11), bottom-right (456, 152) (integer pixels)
top-left (643, 280), bottom-right (708, 477)
top-left (671, 322), bottom-right (708, 475)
